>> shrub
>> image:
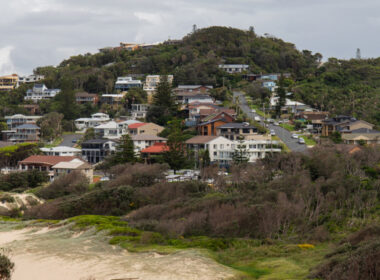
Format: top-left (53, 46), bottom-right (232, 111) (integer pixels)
top-left (36, 171), bottom-right (89, 199)
top-left (0, 251), bottom-right (14, 280)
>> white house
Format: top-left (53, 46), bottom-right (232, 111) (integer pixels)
top-left (186, 136), bottom-right (234, 166)
top-left (117, 119), bottom-right (142, 135)
top-left (74, 113), bottom-right (110, 131)
top-left (115, 77), bottom-right (142, 92)
top-left (17, 75), bottom-right (44, 86)
top-left (131, 134), bottom-right (167, 154)
top-left (94, 119), bottom-right (142, 140)
top-left (52, 158), bottom-right (93, 182)
top-left (218, 64), bottom-right (249, 74)
top-left (24, 84), bottom-right (60, 102)
top-left (235, 139), bottom-right (282, 163)
top-left (40, 146), bottom-right (81, 156)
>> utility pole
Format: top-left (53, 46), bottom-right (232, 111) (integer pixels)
top-left (356, 48), bottom-right (361, 60)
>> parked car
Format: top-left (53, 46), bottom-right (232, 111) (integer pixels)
top-left (274, 122), bottom-right (279, 126)
top-left (270, 129), bottom-right (276, 136)
top-left (298, 137), bottom-right (305, 144)
top-left (254, 116), bottom-right (261, 121)
top-left (292, 134), bottom-right (299, 139)
top-left (251, 109), bottom-right (256, 113)
top-left (72, 139), bottom-right (78, 143)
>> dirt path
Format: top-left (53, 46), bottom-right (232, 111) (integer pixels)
top-left (0, 224), bottom-right (235, 280)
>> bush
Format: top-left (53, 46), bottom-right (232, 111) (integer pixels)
top-left (0, 170), bottom-right (48, 192)
top-left (0, 251), bottom-right (14, 280)
top-left (36, 171), bottom-right (89, 199)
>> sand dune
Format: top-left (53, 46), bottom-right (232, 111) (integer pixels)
top-left (0, 224), bottom-right (235, 280)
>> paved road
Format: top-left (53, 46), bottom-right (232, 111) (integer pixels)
top-left (233, 91), bottom-right (308, 152)
top-left (59, 134), bottom-right (82, 147)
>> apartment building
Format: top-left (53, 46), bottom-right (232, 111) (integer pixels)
top-left (75, 92), bottom-right (99, 105)
top-left (5, 114), bottom-right (41, 130)
top-left (216, 123), bottom-right (259, 140)
top-left (3, 124), bottom-right (40, 143)
top-left (115, 77), bottom-right (142, 92)
top-left (81, 139), bottom-right (117, 164)
top-left (0, 74), bottom-right (18, 91)
top-left (41, 146), bottom-right (81, 156)
top-left (17, 75), bottom-right (44, 86)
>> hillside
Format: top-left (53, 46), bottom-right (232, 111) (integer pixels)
top-left (34, 26), bottom-right (321, 92)
top-left (30, 26), bottom-right (380, 125)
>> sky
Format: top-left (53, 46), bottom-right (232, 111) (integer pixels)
top-left (1, 0), bottom-right (380, 75)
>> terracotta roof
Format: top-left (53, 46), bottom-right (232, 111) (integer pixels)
top-left (19, 155), bottom-right (78, 166)
top-left (128, 123), bottom-right (147, 129)
top-left (186, 136), bottom-right (219, 144)
top-left (141, 142), bottom-right (169, 154)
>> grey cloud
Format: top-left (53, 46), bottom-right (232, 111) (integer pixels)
top-left (0, 0), bottom-right (379, 75)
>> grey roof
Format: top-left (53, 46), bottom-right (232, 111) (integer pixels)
top-left (177, 85), bottom-right (213, 89)
top-left (350, 128), bottom-right (380, 134)
top-left (82, 138), bottom-right (115, 144)
top-left (217, 123), bottom-right (257, 129)
top-left (15, 124), bottom-right (40, 129)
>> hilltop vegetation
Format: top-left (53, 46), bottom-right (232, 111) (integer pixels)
top-left (35, 26), bottom-right (321, 92)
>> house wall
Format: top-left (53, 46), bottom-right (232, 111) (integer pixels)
top-left (137, 123), bottom-right (164, 135)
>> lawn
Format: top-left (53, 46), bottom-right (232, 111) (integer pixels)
top-left (300, 136), bottom-right (317, 146)
top-left (279, 123), bottom-right (295, 132)
top-left (43, 137), bottom-right (63, 148)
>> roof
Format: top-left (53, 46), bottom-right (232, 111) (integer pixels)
top-left (19, 155), bottom-right (78, 166)
top-left (349, 128), bottom-right (380, 134)
top-left (15, 124), bottom-right (40, 130)
top-left (217, 122), bottom-right (257, 129)
top-left (198, 118), bottom-right (231, 126)
top-left (94, 121), bottom-right (118, 129)
top-left (186, 136), bottom-right (219, 144)
top-left (82, 139), bottom-right (115, 144)
top-left (177, 85), bottom-right (213, 90)
top-left (52, 159), bottom-right (91, 170)
top-left (141, 142), bottom-right (169, 154)
top-left (131, 134), bottom-right (167, 141)
top-left (75, 92), bottom-right (97, 97)
top-left (202, 111), bottom-right (235, 122)
top-left (40, 146), bottom-right (81, 153)
top-left (128, 123), bottom-right (147, 129)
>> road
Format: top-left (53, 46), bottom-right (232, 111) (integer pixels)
top-left (59, 134), bottom-right (82, 147)
top-left (233, 91), bottom-right (308, 152)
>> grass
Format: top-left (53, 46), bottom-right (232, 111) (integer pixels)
top-left (300, 135), bottom-right (317, 146)
top-left (43, 137), bottom-right (63, 148)
top-left (65, 215), bottom-right (333, 279)
top-left (250, 105), bottom-right (266, 117)
top-left (279, 123), bottom-right (295, 131)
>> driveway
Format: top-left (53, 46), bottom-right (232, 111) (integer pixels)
top-left (233, 91), bottom-right (308, 152)
top-left (59, 134), bottom-right (82, 147)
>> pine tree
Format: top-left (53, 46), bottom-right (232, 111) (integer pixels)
top-left (163, 119), bottom-right (188, 173)
top-left (275, 75), bottom-right (286, 118)
top-left (232, 139), bottom-right (249, 165)
top-left (147, 75), bottom-right (177, 125)
top-left (113, 134), bottom-right (137, 164)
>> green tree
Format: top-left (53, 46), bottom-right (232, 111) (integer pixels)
top-left (232, 139), bottom-right (249, 165)
top-left (163, 119), bottom-right (189, 173)
top-left (0, 122), bottom-right (7, 133)
top-left (37, 112), bottom-right (64, 142)
top-left (146, 76), bottom-right (177, 125)
top-left (122, 87), bottom-right (147, 110)
top-left (51, 78), bottom-right (80, 120)
top-left (200, 149), bottom-right (211, 169)
top-left (275, 76), bottom-right (286, 118)
top-left (113, 134), bottom-right (138, 164)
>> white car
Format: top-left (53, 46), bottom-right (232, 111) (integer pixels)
top-left (270, 129), bottom-right (276, 136)
top-left (254, 116), bottom-right (261, 121)
top-left (291, 134), bottom-right (299, 139)
top-left (298, 138), bottom-right (305, 144)
top-left (274, 122), bottom-right (279, 126)
top-left (251, 109), bottom-right (256, 113)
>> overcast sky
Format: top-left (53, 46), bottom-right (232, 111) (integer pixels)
top-left (1, 0), bottom-right (379, 75)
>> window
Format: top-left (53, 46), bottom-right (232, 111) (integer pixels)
top-left (213, 144), bottom-right (217, 149)
top-left (213, 151), bottom-right (217, 156)
top-left (220, 144), bottom-right (224, 149)
top-left (242, 128), bottom-right (250, 134)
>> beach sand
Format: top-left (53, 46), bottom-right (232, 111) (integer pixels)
top-left (0, 225), bottom-right (235, 280)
